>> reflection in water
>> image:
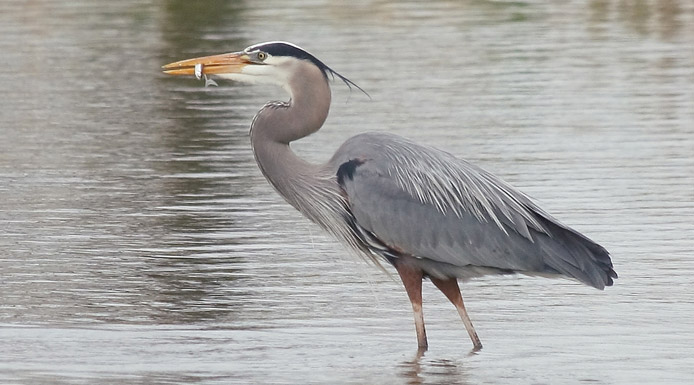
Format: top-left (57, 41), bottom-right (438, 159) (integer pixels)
top-left (398, 351), bottom-right (472, 385)
top-left (598, 0), bottom-right (685, 39)
top-left (0, 0), bottom-right (693, 384)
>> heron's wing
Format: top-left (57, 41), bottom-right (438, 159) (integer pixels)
top-left (333, 133), bottom-right (615, 289)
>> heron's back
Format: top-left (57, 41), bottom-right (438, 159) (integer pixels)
top-left (330, 132), bottom-right (617, 289)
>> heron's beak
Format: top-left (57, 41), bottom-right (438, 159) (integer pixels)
top-left (162, 51), bottom-right (250, 76)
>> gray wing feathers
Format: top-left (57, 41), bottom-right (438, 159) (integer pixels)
top-left (334, 133), bottom-right (615, 289)
top-left (380, 141), bottom-right (545, 239)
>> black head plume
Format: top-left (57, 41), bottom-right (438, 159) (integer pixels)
top-left (245, 41), bottom-right (371, 99)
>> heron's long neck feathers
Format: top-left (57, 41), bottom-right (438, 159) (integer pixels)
top-left (248, 61), bottom-right (381, 269)
top-left (249, 60), bottom-right (343, 231)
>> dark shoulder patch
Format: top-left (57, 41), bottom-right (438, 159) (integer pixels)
top-left (337, 159), bottom-right (364, 186)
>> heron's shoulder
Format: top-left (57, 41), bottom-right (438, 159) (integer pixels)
top-left (335, 131), bottom-right (407, 151)
top-left (331, 132), bottom-right (444, 166)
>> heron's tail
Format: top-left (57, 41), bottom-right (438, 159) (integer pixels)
top-left (535, 215), bottom-right (618, 290)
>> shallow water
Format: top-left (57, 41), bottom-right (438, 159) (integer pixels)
top-left (1, 1), bottom-right (693, 384)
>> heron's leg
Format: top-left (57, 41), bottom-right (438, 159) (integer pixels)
top-left (431, 277), bottom-right (483, 350)
top-left (394, 262), bottom-right (428, 351)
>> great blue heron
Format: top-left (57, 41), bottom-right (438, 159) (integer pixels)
top-left (163, 41), bottom-right (617, 351)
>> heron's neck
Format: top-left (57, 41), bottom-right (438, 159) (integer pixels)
top-left (251, 60), bottom-right (331, 142)
top-left (249, 69), bottom-right (333, 213)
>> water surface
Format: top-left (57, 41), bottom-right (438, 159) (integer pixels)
top-left (1, 1), bottom-right (693, 384)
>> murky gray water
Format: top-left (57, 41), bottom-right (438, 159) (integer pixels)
top-left (1, 1), bottom-right (693, 384)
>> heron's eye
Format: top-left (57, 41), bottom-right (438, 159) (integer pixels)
top-left (257, 51), bottom-right (267, 61)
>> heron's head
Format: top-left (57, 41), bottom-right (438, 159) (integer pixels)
top-left (163, 41), bottom-right (366, 96)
